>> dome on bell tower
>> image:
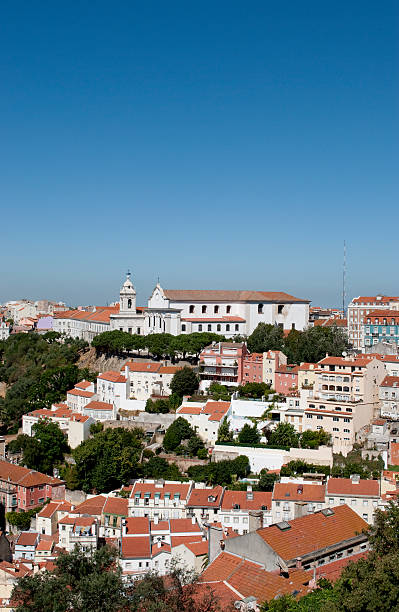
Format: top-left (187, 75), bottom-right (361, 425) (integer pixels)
top-left (119, 270), bottom-right (136, 313)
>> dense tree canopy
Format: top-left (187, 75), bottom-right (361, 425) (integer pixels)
top-left (8, 419), bottom-right (69, 475)
top-left (169, 367), bottom-right (199, 397)
top-left (187, 455), bottom-right (250, 486)
top-left (247, 324), bottom-right (350, 365)
top-left (12, 546), bottom-right (230, 612)
top-left (268, 422), bottom-right (299, 448)
top-left (238, 423), bottom-right (261, 444)
top-left (237, 382), bottom-right (274, 399)
top-left (72, 427), bottom-right (144, 493)
top-left (163, 417), bottom-right (205, 457)
top-left (92, 330), bottom-right (226, 360)
top-left (0, 334), bottom-right (91, 432)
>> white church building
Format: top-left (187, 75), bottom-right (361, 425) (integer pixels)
top-left (55, 274), bottom-right (310, 341)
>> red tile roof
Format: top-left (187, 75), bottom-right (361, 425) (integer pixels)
top-left (221, 490), bottom-right (272, 511)
top-left (257, 505), bottom-right (368, 562)
top-left (67, 388), bottom-right (95, 398)
top-left (121, 535), bottom-right (151, 559)
top-left (187, 486), bottom-right (224, 508)
top-left (97, 371), bottom-right (127, 383)
top-left (381, 375), bottom-right (399, 388)
top-left (16, 532), bottom-right (38, 547)
top-left (36, 539), bottom-right (54, 552)
top-left (37, 500), bottom-right (72, 519)
top-left (182, 540), bottom-right (208, 556)
top-left (326, 478), bottom-right (379, 497)
top-left (84, 400), bottom-right (114, 411)
top-left (164, 290), bottom-right (309, 303)
top-left (200, 552), bottom-right (310, 602)
top-left (158, 366), bottom-right (182, 374)
top-left (273, 483), bottom-right (325, 502)
top-left (74, 380), bottom-right (93, 390)
top-left (102, 497), bottom-right (128, 516)
top-left (318, 356), bottom-right (373, 368)
top-left (125, 517), bottom-right (150, 535)
top-left (171, 535), bottom-right (203, 547)
top-left (151, 542), bottom-right (171, 557)
top-left (181, 317), bottom-right (246, 323)
top-left (130, 482), bottom-right (191, 501)
top-left (73, 495), bottom-right (107, 515)
top-left (124, 361), bottom-right (161, 373)
top-left (169, 518), bottom-right (202, 534)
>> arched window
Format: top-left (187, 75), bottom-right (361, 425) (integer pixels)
top-left (208, 324), bottom-right (212, 331)
top-left (226, 305), bottom-right (231, 314)
top-left (258, 304), bottom-right (263, 314)
top-left (226, 324), bottom-right (230, 331)
top-left (127, 299), bottom-right (132, 309)
top-left (235, 324), bottom-right (239, 331)
top-left (198, 324), bottom-right (202, 331)
top-left (217, 324), bottom-right (221, 331)
top-left (189, 305), bottom-right (195, 313)
top-left (181, 324), bottom-right (186, 332)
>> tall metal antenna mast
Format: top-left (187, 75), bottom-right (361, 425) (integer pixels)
top-left (342, 240), bottom-right (346, 316)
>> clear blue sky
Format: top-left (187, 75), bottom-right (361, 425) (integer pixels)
top-left (1, 1), bottom-right (398, 308)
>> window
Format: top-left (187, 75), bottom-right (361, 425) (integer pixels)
top-left (224, 516), bottom-right (230, 523)
top-left (344, 418), bottom-right (350, 423)
top-left (217, 324), bottom-right (221, 331)
top-left (181, 324), bottom-right (186, 332)
top-left (189, 305), bottom-right (195, 313)
top-left (343, 428), bottom-right (350, 433)
top-left (278, 305), bottom-right (284, 314)
top-left (333, 427), bottom-right (339, 431)
top-left (235, 324), bottom-right (239, 331)
top-left (128, 299), bottom-right (132, 309)
top-left (198, 324), bottom-right (202, 331)
top-left (258, 304), bottom-right (263, 314)
top-left (317, 415), bottom-right (323, 420)
top-left (208, 324), bottom-right (212, 331)
top-left (333, 416), bottom-right (339, 422)
top-left (226, 305), bottom-right (231, 314)
top-left (202, 305), bottom-right (207, 313)
top-left (233, 517), bottom-right (239, 524)
top-left (226, 324), bottom-right (230, 331)
top-left (214, 305), bottom-right (219, 313)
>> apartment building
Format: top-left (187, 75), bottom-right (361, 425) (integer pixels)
top-left (22, 405), bottom-right (94, 449)
top-left (347, 295), bottom-right (399, 350)
top-left (123, 361), bottom-right (180, 401)
top-left (186, 485), bottom-right (224, 526)
top-left (363, 310), bottom-right (399, 349)
top-left (380, 375), bottom-right (399, 419)
top-left (271, 481), bottom-right (326, 523)
top-left (128, 480), bottom-right (193, 520)
top-left (0, 461), bottom-right (65, 514)
top-left (58, 516), bottom-right (98, 553)
top-left (304, 355), bottom-right (385, 453)
top-left (241, 352), bottom-right (264, 384)
top-left (262, 350), bottom-right (287, 387)
top-left (219, 488), bottom-right (272, 535)
top-left (325, 476), bottom-right (379, 524)
top-left (274, 364), bottom-right (299, 394)
top-left (198, 342), bottom-right (247, 391)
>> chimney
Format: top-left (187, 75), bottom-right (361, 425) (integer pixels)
top-left (191, 515), bottom-right (196, 525)
top-left (153, 515), bottom-right (159, 525)
top-left (206, 523), bottom-right (224, 564)
top-left (296, 557), bottom-right (302, 569)
top-left (157, 540), bottom-right (162, 548)
top-left (248, 510), bottom-right (263, 532)
top-left (351, 474), bottom-right (360, 484)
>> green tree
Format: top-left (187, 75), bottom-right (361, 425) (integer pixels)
top-left (300, 428), bottom-right (331, 449)
top-left (170, 367), bottom-right (199, 397)
top-left (73, 427), bottom-right (143, 492)
top-left (12, 546), bottom-right (130, 612)
top-left (6, 506), bottom-right (41, 531)
top-left (247, 323), bottom-right (284, 354)
top-left (10, 420), bottom-right (69, 475)
top-left (258, 468), bottom-right (278, 492)
top-left (269, 422), bottom-right (299, 448)
top-left (217, 417), bottom-right (234, 443)
top-left (163, 417), bottom-right (196, 453)
top-left (209, 383), bottom-right (231, 401)
top-left (238, 382), bottom-right (272, 399)
top-left (238, 423), bottom-right (261, 444)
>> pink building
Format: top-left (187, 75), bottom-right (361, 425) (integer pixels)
top-left (240, 353), bottom-right (263, 385)
top-left (274, 364), bottom-right (299, 394)
top-left (198, 342), bottom-right (248, 391)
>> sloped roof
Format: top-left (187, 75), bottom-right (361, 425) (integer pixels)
top-left (164, 290), bottom-right (309, 303)
top-left (187, 486), bottom-right (224, 508)
top-left (121, 535), bottom-right (151, 559)
top-left (273, 483), bottom-right (325, 502)
top-left (97, 371), bottom-right (127, 383)
top-left (16, 532), bottom-right (38, 547)
top-left (73, 495), bottom-right (107, 516)
top-left (257, 505), bottom-right (368, 562)
top-left (200, 552), bottom-right (310, 602)
top-left (326, 478), bottom-right (379, 497)
top-left (221, 490), bottom-right (272, 511)
top-left (102, 497), bottom-right (129, 516)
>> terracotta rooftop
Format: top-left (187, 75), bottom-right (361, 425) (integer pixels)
top-left (257, 505), bottom-right (368, 562)
top-left (84, 400), bottom-right (114, 411)
top-left (16, 532), bottom-right (38, 547)
top-left (381, 375), bottom-right (399, 388)
top-left (121, 535), bottom-right (151, 559)
top-left (74, 380), bottom-right (92, 390)
top-left (273, 483), bottom-right (326, 502)
top-left (326, 478), bottom-right (379, 497)
top-left (103, 497), bottom-right (129, 516)
top-left (164, 290), bottom-right (309, 303)
top-left (124, 517), bottom-right (150, 535)
top-left (73, 495), bottom-right (107, 515)
top-left (187, 486), bottom-right (224, 508)
top-left (200, 552), bottom-right (310, 602)
top-left (97, 371), bottom-right (127, 383)
top-left (130, 481), bottom-right (191, 501)
top-left (221, 490), bottom-right (272, 511)
top-left (67, 388), bottom-right (95, 398)
top-left (124, 361), bottom-right (161, 373)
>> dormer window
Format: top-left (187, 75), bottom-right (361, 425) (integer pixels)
top-left (208, 495), bottom-right (216, 503)
top-left (233, 504), bottom-right (240, 510)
